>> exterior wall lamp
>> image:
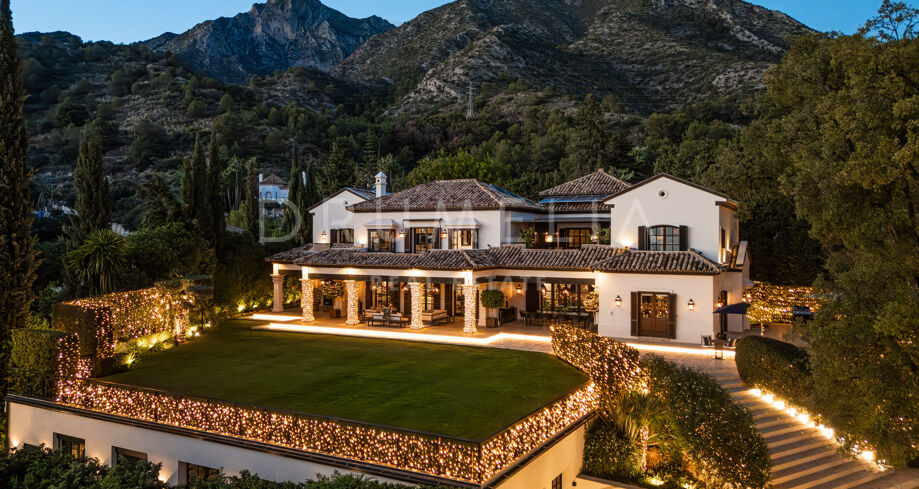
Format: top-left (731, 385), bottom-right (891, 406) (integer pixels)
top-left (615, 295), bottom-right (622, 307)
top-left (398, 229), bottom-right (405, 239)
top-left (441, 230), bottom-right (449, 239)
top-left (688, 299), bottom-right (695, 311)
top-left (515, 283), bottom-right (523, 294)
top-left (320, 231), bottom-right (327, 241)
top-left (545, 232), bottom-right (554, 243)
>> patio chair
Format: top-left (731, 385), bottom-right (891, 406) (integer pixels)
top-left (422, 310), bottom-right (449, 326)
top-left (701, 335), bottom-right (714, 348)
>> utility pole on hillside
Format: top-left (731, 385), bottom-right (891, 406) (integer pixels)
top-left (466, 80), bottom-right (475, 119)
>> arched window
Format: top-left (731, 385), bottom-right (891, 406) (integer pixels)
top-left (648, 225), bottom-right (680, 251)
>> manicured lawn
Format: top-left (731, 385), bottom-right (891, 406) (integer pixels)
top-left (102, 320), bottom-right (588, 440)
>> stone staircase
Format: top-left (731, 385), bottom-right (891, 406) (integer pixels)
top-left (706, 368), bottom-right (898, 489)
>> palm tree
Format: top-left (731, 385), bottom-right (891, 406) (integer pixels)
top-left (603, 390), bottom-right (668, 473)
top-left (67, 229), bottom-right (127, 296)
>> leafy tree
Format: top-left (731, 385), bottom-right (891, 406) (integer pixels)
top-left (317, 138), bottom-right (355, 197)
top-left (219, 93), bottom-right (235, 113)
top-left (0, 0), bottom-right (38, 418)
top-left (127, 223), bottom-right (213, 284)
top-left (54, 97), bottom-right (89, 127)
top-left (732, 3), bottom-right (919, 465)
top-left (126, 119), bottom-right (169, 168)
top-left (67, 229), bottom-right (127, 296)
top-left (73, 130), bottom-right (111, 239)
top-left (186, 99), bottom-right (206, 118)
top-left (406, 150), bottom-right (510, 188)
top-left (564, 94), bottom-right (628, 179)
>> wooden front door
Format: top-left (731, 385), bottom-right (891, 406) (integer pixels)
top-left (635, 292), bottom-right (675, 338)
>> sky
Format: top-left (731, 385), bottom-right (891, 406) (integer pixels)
top-left (10, 0), bottom-right (913, 45)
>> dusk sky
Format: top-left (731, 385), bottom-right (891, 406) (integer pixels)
top-left (10, 0), bottom-right (911, 44)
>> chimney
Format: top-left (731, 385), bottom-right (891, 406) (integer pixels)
top-left (301, 171), bottom-right (306, 185)
top-left (258, 172), bottom-right (264, 183)
top-left (375, 172), bottom-right (388, 197)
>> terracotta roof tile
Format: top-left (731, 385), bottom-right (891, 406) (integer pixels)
top-left (539, 170), bottom-right (631, 197)
top-left (591, 250), bottom-right (722, 275)
top-left (348, 180), bottom-right (544, 213)
top-left (260, 174), bottom-right (287, 186)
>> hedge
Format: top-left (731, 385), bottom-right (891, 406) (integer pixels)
top-left (551, 324), bottom-right (642, 398)
top-left (9, 329), bottom-right (70, 397)
top-left (735, 336), bottom-right (814, 411)
top-left (643, 355), bottom-right (771, 489)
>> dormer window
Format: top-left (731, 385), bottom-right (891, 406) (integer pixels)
top-left (638, 225), bottom-right (688, 251)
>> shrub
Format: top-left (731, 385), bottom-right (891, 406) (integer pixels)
top-left (735, 336), bottom-right (814, 411)
top-left (551, 325), bottom-right (642, 398)
top-left (9, 329), bottom-right (73, 396)
top-left (643, 355), bottom-right (771, 489)
top-left (583, 419), bottom-right (641, 481)
top-left (480, 289), bottom-right (505, 309)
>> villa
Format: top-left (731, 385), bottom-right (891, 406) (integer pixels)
top-left (7, 170), bottom-right (752, 489)
top-left (270, 170), bottom-right (751, 343)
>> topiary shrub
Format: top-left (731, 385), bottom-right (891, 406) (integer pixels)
top-left (480, 289), bottom-right (505, 309)
top-left (736, 336), bottom-right (814, 411)
top-left (643, 355), bottom-right (771, 489)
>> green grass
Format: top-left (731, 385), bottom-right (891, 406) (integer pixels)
top-left (102, 320), bottom-right (588, 440)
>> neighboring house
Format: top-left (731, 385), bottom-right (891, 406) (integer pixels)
top-left (271, 170), bottom-right (752, 343)
top-left (258, 173), bottom-right (289, 217)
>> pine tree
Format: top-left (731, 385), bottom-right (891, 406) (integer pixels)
top-left (73, 130), bottom-right (110, 239)
top-left (317, 138), bottom-right (355, 197)
top-left (243, 158), bottom-right (259, 238)
top-left (0, 0), bottom-right (38, 405)
top-left (208, 131), bottom-right (225, 255)
top-left (565, 94), bottom-right (627, 179)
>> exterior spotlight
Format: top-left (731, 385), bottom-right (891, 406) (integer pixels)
top-left (615, 295), bottom-right (622, 307)
top-left (688, 299), bottom-right (695, 311)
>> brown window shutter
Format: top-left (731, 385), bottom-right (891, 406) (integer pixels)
top-left (445, 284), bottom-right (453, 316)
top-left (392, 284), bottom-right (401, 312)
top-left (679, 225), bottom-right (688, 251)
top-left (526, 282), bottom-right (539, 312)
top-left (637, 226), bottom-right (647, 250)
top-left (365, 281), bottom-right (372, 307)
top-left (447, 230), bottom-right (453, 250)
top-left (404, 229), bottom-right (411, 253)
top-left (434, 228), bottom-right (441, 249)
top-left (668, 293), bottom-right (677, 339)
top-left (630, 292), bottom-right (639, 336)
top-left (473, 231), bottom-right (479, 249)
top-left (330, 230), bottom-right (338, 245)
top-left (366, 231), bottom-right (371, 250)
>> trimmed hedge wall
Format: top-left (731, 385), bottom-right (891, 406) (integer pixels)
top-left (9, 329), bottom-right (69, 397)
top-left (735, 336), bottom-right (814, 411)
top-left (643, 355), bottom-right (772, 489)
top-left (551, 324), bottom-right (642, 398)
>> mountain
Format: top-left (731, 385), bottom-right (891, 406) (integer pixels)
top-left (334, 0), bottom-right (813, 114)
top-left (143, 0), bottom-right (394, 84)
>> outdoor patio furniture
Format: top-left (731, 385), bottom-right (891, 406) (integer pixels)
top-left (422, 310), bottom-right (449, 326)
top-left (363, 309), bottom-right (382, 322)
top-left (701, 335), bottom-right (714, 347)
top-left (369, 313), bottom-right (409, 328)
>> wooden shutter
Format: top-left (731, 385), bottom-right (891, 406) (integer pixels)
top-left (445, 284), bottom-right (453, 316)
top-left (630, 292), bottom-right (639, 336)
top-left (447, 230), bottom-right (453, 250)
top-left (403, 284), bottom-right (411, 313)
top-left (366, 231), bottom-right (371, 250)
top-left (526, 282), bottom-right (539, 312)
top-left (637, 226), bottom-right (647, 250)
top-left (330, 230), bottom-right (338, 245)
top-left (392, 284), bottom-right (401, 313)
top-left (365, 281), bottom-right (372, 308)
top-left (473, 230), bottom-right (479, 249)
top-left (667, 294), bottom-right (677, 339)
top-left (404, 229), bottom-right (411, 253)
top-left (679, 225), bottom-right (688, 251)
top-left (434, 228), bottom-right (441, 249)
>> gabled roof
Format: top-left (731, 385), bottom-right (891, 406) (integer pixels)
top-left (591, 250), bottom-right (722, 275)
top-left (539, 169), bottom-right (631, 197)
top-left (268, 245), bottom-right (722, 275)
top-left (308, 187), bottom-right (375, 213)
top-left (603, 173), bottom-right (736, 204)
top-left (348, 180), bottom-right (544, 213)
top-left (260, 174), bottom-right (287, 186)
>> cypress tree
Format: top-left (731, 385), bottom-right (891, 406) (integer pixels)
top-left (182, 134), bottom-right (212, 240)
top-left (0, 0), bottom-right (38, 404)
top-left (181, 136), bottom-right (200, 225)
top-left (303, 160), bottom-right (320, 242)
top-left (243, 158), bottom-right (259, 238)
top-left (73, 130), bottom-right (110, 238)
top-left (208, 131), bottom-right (225, 254)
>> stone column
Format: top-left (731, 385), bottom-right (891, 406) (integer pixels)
top-left (345, 280), bottom-right (360, 326)
top-left (300, 279), bottom-right (315, 322)
top-left (410, 282), bottom-right (424, 330)
top-left (462, 284), bottom-right (478, 334)
top-left (271, 274), bottom-right (285, 312)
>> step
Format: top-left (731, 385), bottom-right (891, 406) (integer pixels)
top-left (770, 438), bottom-right (836, 458)
top-left (772, 453), bottom-right (850, 484)
top-left (722, 381), bottom-right (746, 389)
top-left (808, 469), bottom-right (887, 489)
top-left (766, 430), bottom-right (819, 449)
top-left (760, 421), bottom-right (809, 438)
top-left (731, 389), bottom-right (759, 400)
top-left (750, 405), bottom-right (783, 418)
top-left (772, 445), bottom-right (843, 472)
top-left (757, 417), bottom-right (798, 430)
top-left (774, 461), bottom-right (870, 489)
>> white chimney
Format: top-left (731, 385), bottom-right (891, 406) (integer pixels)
top-left (375, 171), bottom-right (388, 197)
top-left (258, 172), bottom-right (264, 183)
top-left (301, 171), bottom-right (306, 185)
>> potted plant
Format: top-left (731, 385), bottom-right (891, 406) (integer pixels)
top-left (583, 290), bottom-right (600, 326)
top-left (481, 289), bottom-right (505, 328)
top-left (319, 281), bottom-right (344, 318)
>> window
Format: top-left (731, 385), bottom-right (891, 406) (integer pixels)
top-left (551, 474), bottom-right (562, 489)
top-left (113, 447), bottom-right (147, 465)
top-left (54, 433), bottom-right (84, 459)
top-left (539, 283), bottom-right (594, 312)
top-left (449, 229), bottom-right (478, 249)
top-left (331, 228), bottom-right (354, 244)
top-left (411, 227), bottom-right (436, 253)
top-left (371, 281), bottom-right (393, 308)
top-left (564, 228), bottom-right (591, 249)
top-left (180, 462), bottom-right (220, 484)
top-left (368, 230), bottom-right (395, 252)
top-left (648, 225), bottom-right (680, 251)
